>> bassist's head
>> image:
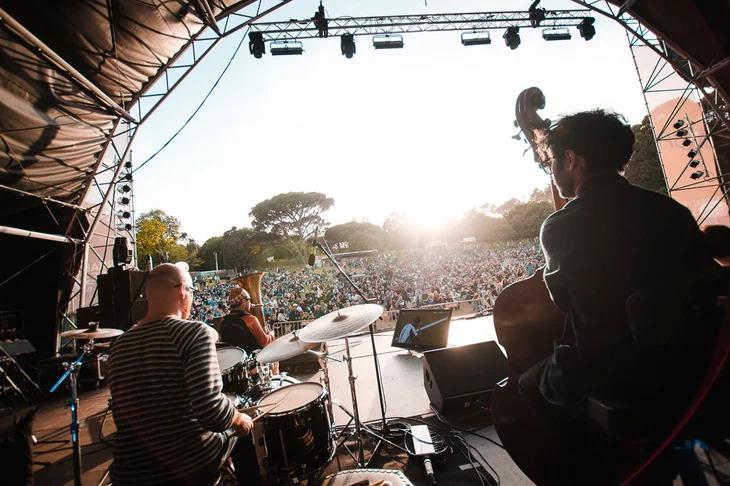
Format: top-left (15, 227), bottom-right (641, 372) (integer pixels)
top-left (541, 110), bottom-right (634, 199)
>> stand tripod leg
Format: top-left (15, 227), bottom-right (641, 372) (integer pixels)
top-left (343, 337), bottom-right (366, 467)
top-left (70, 372), bottom-right (82, 486)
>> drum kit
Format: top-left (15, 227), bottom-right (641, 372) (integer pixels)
top-left (226, 303), bottom-right (389, 484)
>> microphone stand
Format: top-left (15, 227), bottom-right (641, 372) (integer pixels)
top-left (313, 237), bottom-right (397, 464)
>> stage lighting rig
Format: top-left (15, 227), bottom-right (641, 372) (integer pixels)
top-left (690, 170), bottom-right (704, 180)
top-left (682, 139), bottom-right (692, 147)
top-left (673, 120), bottom-right (685, 129)
top-left (271, 40), bottom-right (304, 56)
top-left (373, 34), bottom-right (403, 49)
top-left (118, 184), bottom-right (131, 193)
top-left (689, 159), bottom-right (700, 168)
top-left (503, 27), bottom-right (520, 50)
top-left (341, 34), bottom-right (356, 58)
top-left (542, 27), bottom-right (571, 41)
top-left (676, 128), bottom-right (688, 137)
top-left (249, 32), bottom-right (265, 58)
top-left (118, 197), bottom-right (131, 205)
top-left (578, 17), bottom-right (596, 40)
top-left (461, 31), bottom-right (491, 46)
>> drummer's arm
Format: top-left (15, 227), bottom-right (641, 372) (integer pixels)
top-left (244, 315), bottom-right (275, 348)
top-left (181, 324), bottom-right (238, 432)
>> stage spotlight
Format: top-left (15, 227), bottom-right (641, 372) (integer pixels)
top-left (117, 223), bottom-right (133, 231)
top-left (373, 34), bottom-right (403, 49)
top-left (341, 34), bottom-right (356, 58)
top-left (689, 159), bottom-right (700, 168)
top-left (271, 40), bottom-right (304, 56)
top-left (690, 171), bottom-right (704, 180)
top-left (118, 184), bottom-right (131, 193)
top-left (503, 27), bottom-right (520, 50)
top-left (577, 18), bottom-right (596, 41)
top-left (688, 149), bottom-right (698, 158)
top-left (676, 128), bottom-right (688, 137)
top-left (461, 31), bottom-right (491, 46)
top-left (118, 197), bottom-right (131, 205)
top-left (249, 32), bottom-right (265, 58)
top-left (117, 210), bottom-right (131, 219)
top-left (124, 161), bottom-right (132, 169)
top-left (121, 173), bottom-right (133, 182)
top-left (542, 28), bottom-right (571, 41)
top-left (673, 120), bottom-right (685, 129)
top-left (682, 139), bottom-right (692, 147)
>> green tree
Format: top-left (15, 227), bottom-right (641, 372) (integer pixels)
top-left (624, 116), bottom-right (667, 194)
top-left (135, 210), bottom-right (198, 267)
top-left (249, 192), bottom-right (334, 239)
top-left (325, 221), bottom-right (385, 251)
top-left (504, 200), bottom-right (554, 239)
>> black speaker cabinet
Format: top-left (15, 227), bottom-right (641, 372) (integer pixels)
top-left (422, 340), bottom-right (508, 416)
top-left (97, 269), bottom-right (148, 330)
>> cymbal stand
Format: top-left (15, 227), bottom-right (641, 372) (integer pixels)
top-left (50, 342), bottom-right (93, 486)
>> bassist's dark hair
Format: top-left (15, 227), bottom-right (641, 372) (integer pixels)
top-left (544, 110), bottom-right (635, 173)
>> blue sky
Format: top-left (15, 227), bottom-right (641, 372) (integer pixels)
top-left (132, 0), bottom-right (648, 244)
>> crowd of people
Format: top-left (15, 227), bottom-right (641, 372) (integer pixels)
top-left (190, 239), bottom-right (544, 326)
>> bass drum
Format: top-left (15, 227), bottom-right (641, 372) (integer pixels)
top-left (256, 382), bottom-right (334, 482)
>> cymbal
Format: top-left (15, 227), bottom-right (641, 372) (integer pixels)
top-left (60, 328), bottom-right (123, 340)
top-left (298, 304), bottom-right (383, 343)
top-left (256, 331), bottom-right (316, 364)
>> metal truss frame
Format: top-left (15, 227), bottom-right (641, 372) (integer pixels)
top-left (571, 1), bottom-right (730, 227)
top-left (249, 9), bottom-right (594, 41)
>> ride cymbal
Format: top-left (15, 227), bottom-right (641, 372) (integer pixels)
top-left (256, 331), bottom-right (316, 363)
top-left (297, 304), bottom-right (383, 343)
top-left (60, 328), bottom-right (123, 340)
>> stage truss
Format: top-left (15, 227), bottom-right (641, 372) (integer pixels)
top-left (1, 1), bottom-right (727, 353)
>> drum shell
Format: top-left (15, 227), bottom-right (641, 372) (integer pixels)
top-left (257, 384), bottom-right (334, 480)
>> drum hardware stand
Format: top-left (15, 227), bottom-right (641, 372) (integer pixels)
top-left (50, 342), bottom-right (94, 486)
top-left (312, 237), bottom-right (389, 435)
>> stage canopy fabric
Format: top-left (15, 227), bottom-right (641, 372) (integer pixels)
top-left (0, 0), bottom-right (728, 357)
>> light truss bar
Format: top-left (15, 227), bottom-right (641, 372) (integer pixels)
top-left (0, 7), bottom-right (137, 124)
top-left (194, 0), bottom-right (221, 35)
top-left (0, 184), bottom-right (87, 211)
top-left (0, 224), bottom-right (82, 244)
top-left (249, 10), bottom-right (594, 41)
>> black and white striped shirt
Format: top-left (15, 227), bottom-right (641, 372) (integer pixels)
top-left (107, 317), bottom-right (235, 484)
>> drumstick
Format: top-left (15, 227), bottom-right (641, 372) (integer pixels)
top-left (238, 401), bottom-right (280, 413)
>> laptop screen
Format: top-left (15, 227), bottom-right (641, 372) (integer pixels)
top-left (391, 308), bottom-right (452, 351)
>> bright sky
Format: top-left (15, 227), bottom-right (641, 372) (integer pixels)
top-left (132, 0), bottom-right (648, 244)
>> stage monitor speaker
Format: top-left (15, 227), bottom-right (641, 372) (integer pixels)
top-left (97, 269), bottom-right (147, 330)
top-left (113, 236), bottom-right (133, 266)
top-left (422, 340), bottom-right (508, 416)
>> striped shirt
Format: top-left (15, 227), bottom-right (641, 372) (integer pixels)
top-left (107, 317), bottom-right (235, 484)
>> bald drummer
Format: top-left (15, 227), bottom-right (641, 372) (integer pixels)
top-left (107, 263), bottom-right (260, 485)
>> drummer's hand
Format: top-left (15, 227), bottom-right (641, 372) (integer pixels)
top-left (231, 411), bottom-right (253, 436)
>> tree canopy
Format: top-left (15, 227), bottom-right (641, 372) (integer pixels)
top-left (325, 221), bottom-right (385, 251)
top-left (249, 192), bottom-right (334, 238)
top-left (624, 116), bottom-right (667, 194)
top-left (136, 210), bottom-right (201, 269)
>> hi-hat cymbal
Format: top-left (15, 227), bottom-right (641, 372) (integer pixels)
top-left (298, 304), bottom-right (383, 343)
top-left (60, 328), bottom-right (123, 340)
top-left (256, 331), bottom-right (316, 364)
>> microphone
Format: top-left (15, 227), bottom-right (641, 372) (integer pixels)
top-left (423, 456), bottom-right (436, 485)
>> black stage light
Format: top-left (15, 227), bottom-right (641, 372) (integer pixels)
top-left (461, 31), bottom-right (491, 46)
top-left (373, 34), bottom-right (403, 49)
top-left (121, 173), bottom-right (133, 181)
top-left (688, 149), bottom-right (698, 158)
top-left (682, 139), bottom-right (692, 147)
top-left (542, 28), bottom-right (571, 41)
top-left (271, 40), bottom-right (304, 56)
top-left (249, 32), bottom-right (265, 58)
top-left (690, 171), bottom-right (704, 180)
top-left (503, 27), bottom-right (521, 50)
top-left (118, 184), bottom-right (131, 193)
top-left (118, 196), bottom-right (131, 205)
top-left (689, 159), bottom-right (700, 168)
top-left (673, 120), bottom-right (685, 129)
top-left (124, 161), bottom-right (132, 169)
top-left (578, 18), bottom-right (596, 41)
top-left (341, 34), bottom-right (356, 58)
top-left (118, 223), bottom-right (133, 231)
top-left (117, 210), bottom-right (132, 219)
top-left (676, 128), bottom-right (688, 137)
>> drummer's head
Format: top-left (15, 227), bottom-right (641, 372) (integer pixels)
top-left (228, 287), bottom-right (251, 312)
top-left (145, 263), bottom-right (195, 319)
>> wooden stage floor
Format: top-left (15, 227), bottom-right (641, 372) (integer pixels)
top-left (29, 316), bottom-right (529, 485)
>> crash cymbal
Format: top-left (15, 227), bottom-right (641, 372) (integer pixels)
top-left (256, 331), bottom-right (316, 364)
top-left (297, 304), bottom-right (383, 343)
top-left (60, 328), bottom-right (123, 340)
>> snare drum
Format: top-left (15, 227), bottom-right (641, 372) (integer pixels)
top-left (256, 382), bottom-right (334, 481)
top-left (216, 346), bottom-right (250, 396)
